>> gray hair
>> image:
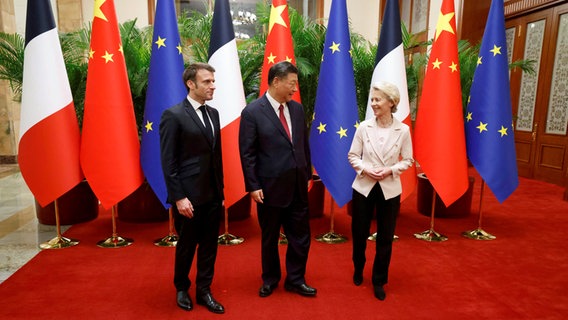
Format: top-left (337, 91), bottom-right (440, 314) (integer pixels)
top-left (371, 81), bottom-right (400, 113)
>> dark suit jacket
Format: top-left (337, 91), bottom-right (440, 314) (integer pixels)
top-left (160, 99), bottom-right (224, 206)
top-left (239, 95), bottom-right (311, 207)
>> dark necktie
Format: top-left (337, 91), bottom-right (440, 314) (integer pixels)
top-left (199, 105), bottom-right (213, 142)
top-left (279, 104), bottom-right (291, 140)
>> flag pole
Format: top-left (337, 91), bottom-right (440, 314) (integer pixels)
top-left (218, 207), bottom-right (244, 246)
top-left (462, 180), bottom-right (496, 240)
top-left (154, 208), bottom-right (178, 247)
top-left (316, 197), bottom-right (347, 244)
top-left (414, 190), bottom-right (448, 241)
top-left (97, 205), bottom-right (133, 248)
top-left (39, 199), bottom-right (79, 249)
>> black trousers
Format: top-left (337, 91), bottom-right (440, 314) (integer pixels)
top-left (257, 195), bottom-right (311, 286)
top-left (173, 200), bottom-right (222, 293)
top-left (351, 184), bottom-right (400, 286)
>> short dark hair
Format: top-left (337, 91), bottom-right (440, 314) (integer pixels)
top-left (182, 62), bottom-right (215, 90)
top-left (267, 61), bottom-right (298, 86)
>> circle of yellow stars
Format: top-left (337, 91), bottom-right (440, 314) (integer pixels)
top-left (466, 42), bottom-right (512, 138)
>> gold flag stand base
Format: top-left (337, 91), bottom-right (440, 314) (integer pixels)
top-left (462, 181), bottom-right (496, 241)
top-left (316, 198), bottom-right (347, 244)
top-left (218, 207), bottom-right (244, 246)
top-left (218, 233), bottom-right (244, 246)
top-left (40, 235), bottom-right (79, 250)
top-left (154, 209), bottom-right (178, 247)
top-left (278, 232), bottom-right (288, 245)
top-left (413, 229), bottom-right (448, 242)
top-left (39, 199), bottom-right (80, 250)
top-left (462, 228), bottom-right (496, 240)
top-left (367, 233), bottom-right (399, 242)
top-left (415, 191), bottom-right (447, 242)
top-left (97, 206), bottom-right (133, 248)
top-left (315, 231), bottom-right (347, 244)
top-left (97, 235), bottom-right (133, 248)
top-left (154, 234), bottom-right (178, 247)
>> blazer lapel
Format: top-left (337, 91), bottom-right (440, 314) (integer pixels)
top-left (364, 119), bottom-right (403, 164)
top-left (259, 96), bottom-right (291, 143)
top-left (184, 100), bottom-right (214, 147)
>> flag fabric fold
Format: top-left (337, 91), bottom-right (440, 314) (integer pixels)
top-left (259, 0), bottom-right (301, 101)
top-left (19, 0), bottom-right (83, 207)
top-left (141, 0), bottom-right (186, 209)
top-left (207, 0), bottom-right (247, 207)
top-left (414, 0), bottom-right (469, 207)
top-left (465, 0), bottom-right (519, 203)
top-left (80, 0), bottom-right (144, 209)
top-left (309, 0), bottom-right (358, 208)
top-left (366, 0), bottom-right (417, 202)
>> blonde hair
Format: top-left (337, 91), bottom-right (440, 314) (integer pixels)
top-left (371, 81), bottom-right (400, 113)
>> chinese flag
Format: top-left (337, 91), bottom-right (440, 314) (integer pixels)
top-left (414, 0), bottom-right (468, 207)
top-left (259, 0), bottom-right (301, 102)
top-left (80, 0), bottom-right (143, 209)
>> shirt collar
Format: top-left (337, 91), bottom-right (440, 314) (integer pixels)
top-left (186, 95), bottom-right (205, 112)
top-left (266, 92), bottom-right (286, 114)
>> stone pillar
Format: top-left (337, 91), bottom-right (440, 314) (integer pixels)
top-left (0, 0), bottom-right (18, 164)
top-left (56, 0), bottom-right (83, 32)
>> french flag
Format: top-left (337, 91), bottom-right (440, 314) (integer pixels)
top-left (19, 0), bottom-right (83, 207)
top-left (208, 0), bottom-right (247, 207)
top-left (365, 0), bottom-right (417, 201)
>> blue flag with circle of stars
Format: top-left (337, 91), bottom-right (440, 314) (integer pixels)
top-left (309, 0), bottom-right (359, 208)
top-left (140, 0), bottom-right (187, 208)
top-left (465, 0), bottom-right (519, 203)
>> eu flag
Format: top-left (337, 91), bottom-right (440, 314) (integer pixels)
top-left (465, 0), bottom-right (519, 203)
top-left (309, 0), bottom-right (359, 207)
top-left (140, 0), bottom-right (187, 208)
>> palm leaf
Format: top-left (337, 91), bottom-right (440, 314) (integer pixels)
top-left (0, 32), bottom-right (25, 101)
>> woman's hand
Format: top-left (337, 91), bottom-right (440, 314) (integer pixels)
top-left (364, 166), bottom-right (392, 181)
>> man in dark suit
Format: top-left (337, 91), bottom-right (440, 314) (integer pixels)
top-left (160, 62), bottom-right (225, 314)
top-left (239, 61), bottom-right (316, 298)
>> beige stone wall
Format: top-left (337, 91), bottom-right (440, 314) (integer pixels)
top-left (56, 0), bottom-right (83, 32)
top-left (0, 0), bottom-right (18, 163)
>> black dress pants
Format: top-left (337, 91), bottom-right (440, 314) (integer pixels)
top-left (173, 200), bottom-right (222, 293)
top-left (351, 184), bottom-right (400, 286)
top-left (257, 195), bottom-right (311, 286)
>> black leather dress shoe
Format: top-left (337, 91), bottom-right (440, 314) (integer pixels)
top-left (284, 282), bottom-right (317, 297)
top-left (196, 293), bottom-right (225, 314)
top-left (374, 285), bottom-right (386, 301)
top-left (176, 291), bottom-right (193, 311)
top-left (353, 272), bottom-right (363, 286)
top-left (259, 283), bottom-right (278, 297)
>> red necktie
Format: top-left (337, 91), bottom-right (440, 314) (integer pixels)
top-left (279, 104), bottom-right (291, 139)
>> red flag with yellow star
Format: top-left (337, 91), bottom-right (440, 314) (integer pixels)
top-left (414, 0), bottom-right (468, 207)
top-left (80, 0), bottom-right (143, 208)
top-left (259, 0), bottom-right (301, 101)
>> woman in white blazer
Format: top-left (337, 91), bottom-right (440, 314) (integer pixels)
top-left (348, 81), bottom-right (414, 301)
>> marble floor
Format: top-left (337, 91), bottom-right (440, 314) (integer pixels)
top-left (0, 165), bottom-right (70, 285)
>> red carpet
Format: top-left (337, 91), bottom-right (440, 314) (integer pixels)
top-left (1, 170), bottom-right (567, 319)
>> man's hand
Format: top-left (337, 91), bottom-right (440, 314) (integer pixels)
top-left (250, 189), bottom-right (264, 204)
top-left (176, 198), bottom-right (194, 218)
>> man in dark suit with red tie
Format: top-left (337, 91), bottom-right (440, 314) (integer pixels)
top-left (239, 61), bottom-right (316, 298)
top-left (160, 63), bottom-right (225, 314)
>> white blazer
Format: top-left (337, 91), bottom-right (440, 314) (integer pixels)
top-left (348, 117), bottom-right (414, 200)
